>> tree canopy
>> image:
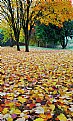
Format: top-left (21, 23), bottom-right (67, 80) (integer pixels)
top-left (34, 0), bottom-right (73, 27)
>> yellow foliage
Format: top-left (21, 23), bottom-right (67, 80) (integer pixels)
top-left (33, 0), bottom-right (73, 27)
top-left (49, 104), bottom-right (55, 111)
top-left (18, 96), bottom-right (26, 103)
top-left (7, 117), bottom-right (13, 121)
top-left (34, 118), bottom-right (44, 121)
top-left (57, 113), bottom-right (67, 121)
top-left (2, 108), bottom-right (9, 114)
top-left (13, 109), bottom-right (21, 114)
top-left (8, 102), bottom-right (15, 108)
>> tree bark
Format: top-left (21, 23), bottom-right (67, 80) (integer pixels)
top-left (24, 0), bottom-right (30, 52)
top-left (15, 32), bottom-right (20, 51)
top-left (25, 29), bottom-right (29, 52)
top-left (16, 41), bottom-right (20, 51)
top-left (61, 37), bottom-right (68, 49)
top-left (38, 40), bottom-right (40, 47)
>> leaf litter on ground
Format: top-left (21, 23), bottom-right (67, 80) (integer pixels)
top-left (0, 47), bottom-right (73, 121)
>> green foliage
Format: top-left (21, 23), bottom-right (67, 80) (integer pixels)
top-left (29, 39), bottom-right (37, 46)
top-left (35, 20), bottom-right (73, 48)
top-left (35, 23), bottom-right (60, 47)
top-left (0, 21), bottom-right (14, 43)
top-left (2, 30), bottom-right (9, 43)
top-left (35, 24), bottom-right (48, 42)
top-left (19, 29), bottom-right (25, 43)
top-left (63, 20), bottom-right (73, 37)
top-left (58, 20), bottom-right (73, 48)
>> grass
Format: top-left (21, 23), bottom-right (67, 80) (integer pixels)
top-left (20, 45), bottom-right (73, 50)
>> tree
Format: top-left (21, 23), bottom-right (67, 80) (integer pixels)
top-left (35, 20), bottom-right (73, 49)
top-left (35, 24), bottom-right (48, 47)
top-left (19, 28), bottom-right (25, 43)
top-left (18, 0), bottom-right (40, 52)
top-left (19, 0), bottom-right (73, 50)
top-left (60, 20), bottom-right (73, 48)
top-left (0, 20), bottom-right (14, 46)
top-left (34, 0), bottom-right (73, 49)
top-left (34, 0), bottom-right (73, 27)
top-left (35, 23), bottom-right (60, 48)
top-left (1, 0), bottom-right (22, 51)
top-left (1, 0), bottom-right (43, 52)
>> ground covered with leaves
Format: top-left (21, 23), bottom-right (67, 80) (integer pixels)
top-left (0, 47), bottom-right (73, 121)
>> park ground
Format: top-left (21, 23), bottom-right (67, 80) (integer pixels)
top-left (0, 47), bottom-right (73, 121)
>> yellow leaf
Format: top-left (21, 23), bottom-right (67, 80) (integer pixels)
top-left (10, 108), bottom-right (15, 114)
top-left (0, 80), bottom-right (4, 85)
top-left (7, 117), bottom-right (13, 121)
top-left (49, 104), bottom-right (55, 111)
top-left (28, 24), bottom-right (30, 30)
top-left (71, 112), bottom-right (73, 116)
top-left (8, 102), bottom-right (15, 108)
top-left (2, 108), bottom-right (9, 114)
top-left (18, 96), bottom-right (26, 103)
top-left (42, 106), bottom-right (48, 112)
top-left (18, 89), bottom-right (24, 94)
top-left (52, 82), bottom-right (57, 85)
top-left (53, 90), bottom-right (57, 95)
top-left (13, 109), bottom-right (21, 114)
top-left (8, 96), bottom-right (14, 100)
top-left (39, 114), bottom-right (47, 119)
top-left (57, 113), bottom-right (67, 121)
top-left (34, 118), bottom-right (44, 121)
top-left (14, 84), bottom-right (18, 88)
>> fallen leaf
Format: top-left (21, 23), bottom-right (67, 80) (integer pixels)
top-left (34, 118), bottom-right (44, 121)
top-left (13, 109), bottom-right (21, 115)
top-left (18, 96), bottom-right (26, 103)
top-left (57, 113), bottom-right (67, 121)
top-left (2, 108), bottom-right (9, 114)
top-left (7, 117), bottom-right (13, 121)
top-left (49, 104), bottom-right (55, 111)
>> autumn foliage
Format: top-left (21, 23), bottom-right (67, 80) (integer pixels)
top-left (33, 0), bottom-right (73, 27)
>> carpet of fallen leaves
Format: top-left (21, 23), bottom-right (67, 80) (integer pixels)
top-left (0, 47), bottom-right (73, 121)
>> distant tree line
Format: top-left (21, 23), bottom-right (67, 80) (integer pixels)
top-left (0, 20), bottom-right (73, 49)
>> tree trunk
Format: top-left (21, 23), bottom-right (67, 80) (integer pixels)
top-left (61, 40), bottom-right (65, 49)
top-left (24, 0), bottom-right (29, 52)
top-left (15, 32), bottom-right (20, 51)
top-left (38, 40), bottom-right (40, 47)
top-left (10, 37), bottom-right (14, 47)
top-left (61, 37), bottom-right (68, 49)
top-left (16, 41), bottom-right (20, 51)
top-left (25, 30), bottom-right (29, 52)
